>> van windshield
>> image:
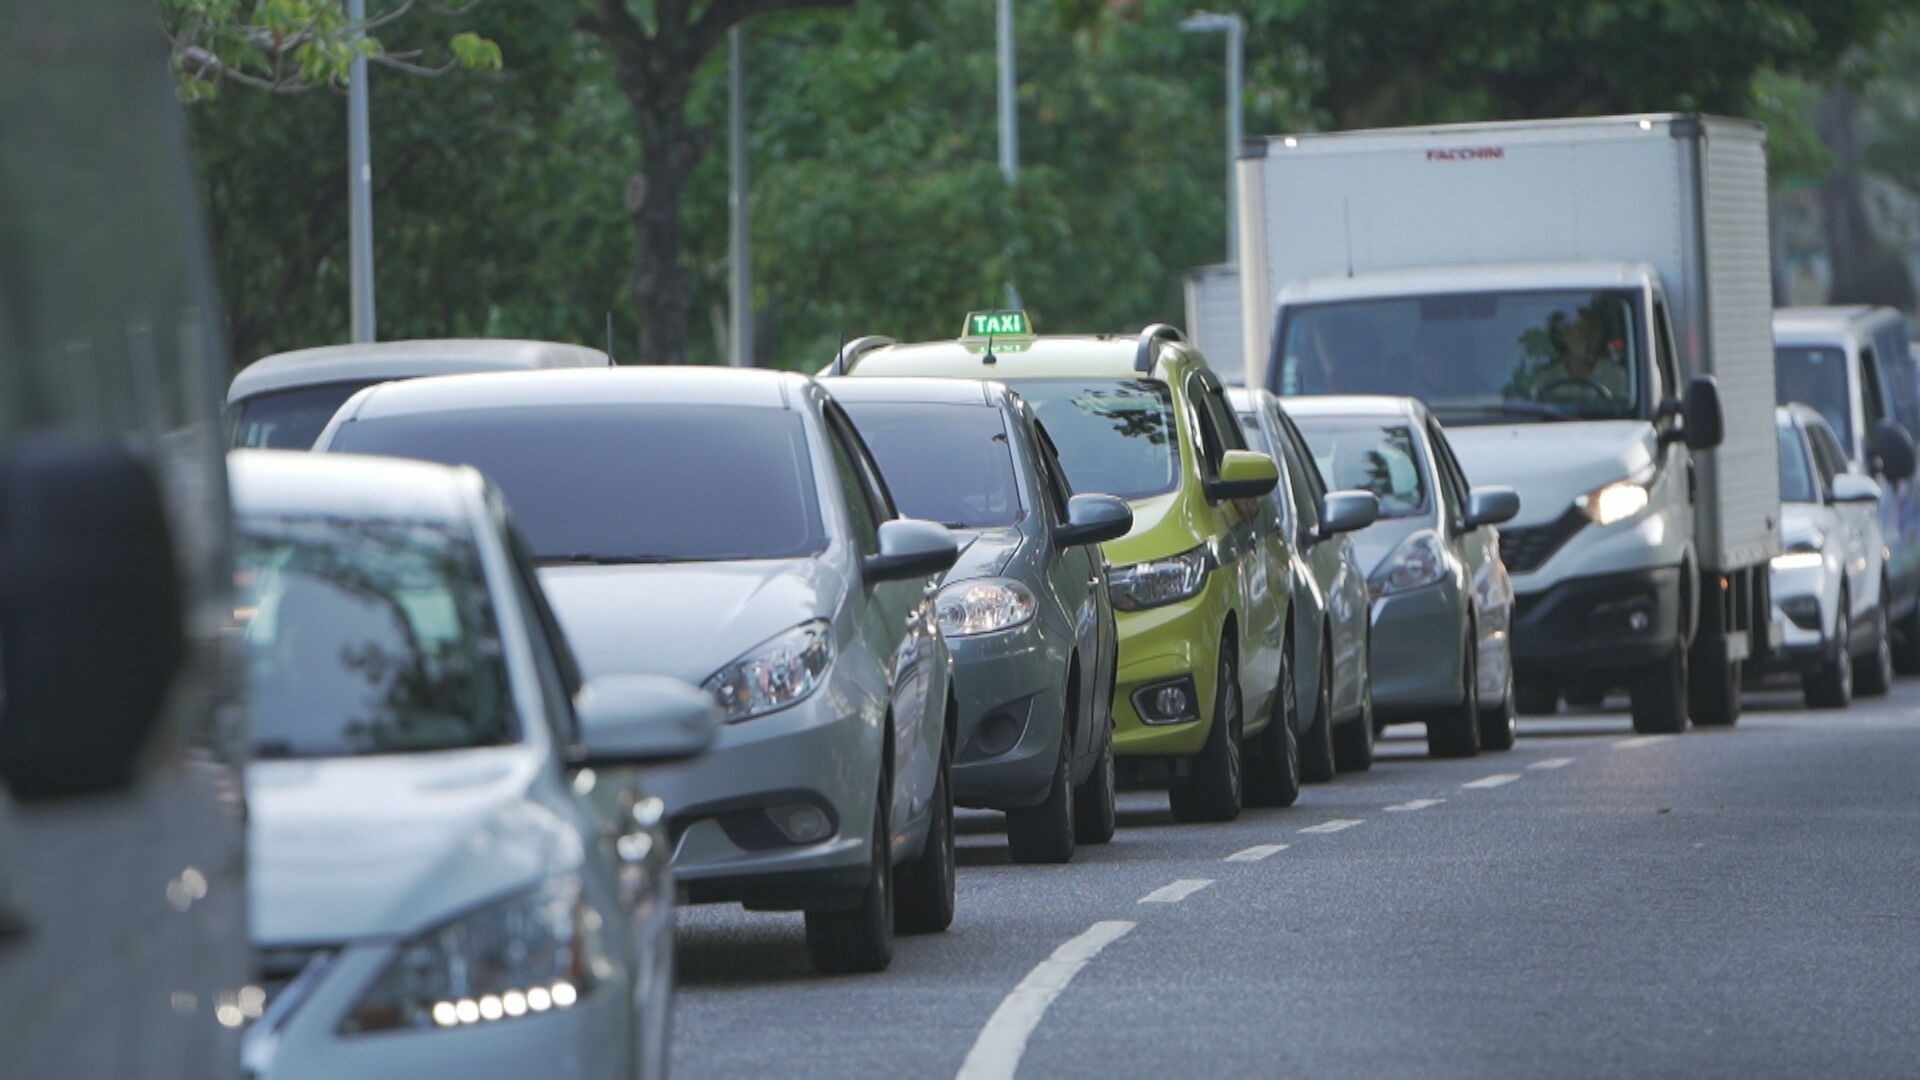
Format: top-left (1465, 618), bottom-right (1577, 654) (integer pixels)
top-left (229, 381), bottom-right (380, 449)
top-left (1277, 289), bottom-right (1645, 424)
top-left (238, 515), bottom-right (515, 759)
top-left (1010, 379), bottom-right (1179, 500)
top-left (1774, 346), bottom-right (1852, 453)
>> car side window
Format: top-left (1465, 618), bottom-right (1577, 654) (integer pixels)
top-left (821, 409), bottom-right (884, 555)
top-left (496, 506), bottom-right (582, 746)
top-left (1652, 298), bottom-right (1680, 403)
top-left (1028, 417), bottom-right (1074, 523)
top-left (1860, 347), bottom-right (1890, 430)
top-left (1426, 421), bottom-right (1472, 526)
top-left (1809, 421), bottom-right (1849, 486)
top-left (1271, 405), bottom-right (1324, 535)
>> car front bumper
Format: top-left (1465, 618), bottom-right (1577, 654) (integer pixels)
top-left (1369, 581), bottom-right (1467, 716)
top-left (948, 622), bottom-right (1070, 810)
top-left (1509, 565), bottom-right (1685, 678)
top-left (1109, 579), bottom-right (1233, 766)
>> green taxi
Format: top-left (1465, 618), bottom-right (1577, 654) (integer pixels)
top-left (834, 313), bottom-right (1297, 822)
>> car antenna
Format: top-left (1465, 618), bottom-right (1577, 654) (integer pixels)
top-left (983, 323), bottom-right (997, 365)
top-left (604, 312), bottom-right (616, 364)
top-left (1343, 198), bottom-right (1355, 279)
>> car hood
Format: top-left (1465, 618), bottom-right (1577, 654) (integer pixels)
top-left (943, 527), bottom-right (1021, 582)
top-left (1348, 512), bottom-right (1435, 578)
top-left (249, 747), bottom-right (580, 946)
top-left (537, 558), bottom-right (835, 685)
top-left (1103, 491), bottom-right (1199, 566)
top-left (1779, 502), bottom-right (1834, 550)
top-left (1445, 421), bottom-right (1657, 529)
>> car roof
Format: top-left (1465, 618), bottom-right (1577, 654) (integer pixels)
top-left (227, 338), bottom-right (611, 404)
top-left (1279, 394), bottom-right (1424, 422)
top-left (823, 376), bottom-right (1001, 407)
top-left (337, 366), bottom-right (810, 422)
top-left (1773, 305), bottom-right (1907, 342)
top-left (228, 448), bottom-right (480, 524)
top-left (847, 334), bottom-right (1202, 382)
top-left (1778, 401), bottom-right (1831, 432)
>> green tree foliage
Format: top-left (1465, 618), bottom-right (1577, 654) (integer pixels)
top-left (162, 0), bottom-right (501, 100)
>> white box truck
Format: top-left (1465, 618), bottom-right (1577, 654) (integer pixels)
top-left (1184, 263), bottom-right (1245, 385)
top-left (1234, 114), bottom-right (1779, 732)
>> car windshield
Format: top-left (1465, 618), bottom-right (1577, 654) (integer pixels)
top-left (1277, 289), bottom-right (1644, 424)
top-left (1011, 379), bottom-right (1179, 500)
top-left (1775, 346), bottom-right (1852, 450)
top-left (1291, 417), bottom-right (1429, 519)
top-left (238, 515), bottom-right (514, 759)
top-left (842, 402), bottom-right (1023, 528)
top-left (228, 381), bottom-right (380, 449)
top-left (330, 404), bottom-right (825, 562)
top-left (1777, 422), bottom-right (1817, 504)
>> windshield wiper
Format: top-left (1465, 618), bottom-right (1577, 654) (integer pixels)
top-left (1447, 401), bottom-right (1578, 422)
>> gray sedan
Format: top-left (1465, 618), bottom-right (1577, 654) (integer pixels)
top-left (830, 378), bottom-right (1133, 864)
top-left (1287, 396), bottom-right (1521, 758)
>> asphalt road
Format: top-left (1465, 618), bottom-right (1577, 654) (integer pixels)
top-left (670, 682), bottom-right (1920, 1079)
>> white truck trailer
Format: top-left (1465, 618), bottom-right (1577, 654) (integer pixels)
top-left (1232, 114), bottom-right (1779, 731)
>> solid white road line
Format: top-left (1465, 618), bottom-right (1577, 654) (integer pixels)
top-left (1299, 818), bottom-right (1364, 834)
top-left (1138, 879), bottom-right (1214, 904)
top-left (1462, 773), bottom-right (1521, 789)
top-left (1385, 798), bottom-right (1444, 812)
top-left (956, 920), bottom-right (1135, 1080)
top-left (1529, 757), bottom-right (1575, 770)
top-left (1614, 735), bottom-right (1670, 749)
top-left (1224, 844), bottom-right (1289, 862)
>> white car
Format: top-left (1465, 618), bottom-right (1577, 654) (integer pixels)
top-left (1766, 405), bottom-right (1892, 707)
top-left (231, 450), bottom-right (713, 1080)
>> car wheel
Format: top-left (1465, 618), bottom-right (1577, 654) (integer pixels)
top-left (1892, 601), bottom-right (1920, 675)
top-left (803, 779), bottom-right (895, 974)
top-left (1007, 716), bottom-right (1076, 865)
top-left (1246, 645), bottom-right (1302, 807)
top-left (1332, 669), bottom-right (1375, 773)
top-left (1299, 643), bottom-right (1337, 784)
top-left (1514, 677), bottom-right (1560, 716)
top-left (1805, 603), bottom-right (1854, 710)
top-left (894, 737), bottom-right (956, 934)
top-left (1426, 638), bottom-right (1481, 758)
top-left (1687, 647), bottom-right (1742, 728)
top-left (1169, 650), bottom-right (1243, 822)
top-left (1629, 646), bottom-right (1689, 734)
top-left (1855, 602), bottom-right (1894, 698)
top-left (1072, 714), bottom-right (1117, 845)
top-left (1478, 656), bottom-right (1517, 751)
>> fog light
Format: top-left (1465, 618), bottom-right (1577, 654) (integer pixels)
top-left (1155, 687), bottom-right (1189, 715)
top-left (772, 803), bottom-right (832, 844)
top-left (1627, 611), bottom-right (1650, 632)
top-left (1133, 677), bottom-right (1200, 725)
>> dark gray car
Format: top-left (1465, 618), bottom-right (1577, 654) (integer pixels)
top-left (829, 378), bottom-right (1133, 864)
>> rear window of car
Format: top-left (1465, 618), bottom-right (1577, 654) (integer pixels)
top-left (228, 380), bottom-right (379, 450)
top-left (1010, 379), bottom-right (1179, 500)
top-left (1291, 417), bottom-right (1430, 519)
top-left (841, 402), bottom-right (1023, 528)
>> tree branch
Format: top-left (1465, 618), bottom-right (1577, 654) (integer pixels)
top-left (687, 0), bottom-right (853, 61)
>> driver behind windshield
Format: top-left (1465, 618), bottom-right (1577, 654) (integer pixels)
top-left (1533, 306), bottom-right (1628, 402)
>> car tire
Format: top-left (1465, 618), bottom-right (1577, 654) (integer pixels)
top-left (1855, 604), bottom-right (1894, 698)
top-left (1805, 604), bottom-right (1854, 710)
top-left (893, 736), bottom-right (955, 934)
top-left (1072, 715), bottom-right (1117, 845)
top-left (804, 781), bottom-right (894, 974)
top-left (1299, 645), bottom-right (1337, 784)
top-left (1629, 646), bottom-right (1689, 734)
top-left (1332, 672), bottom-right (1375, 773)
top-left (1244, 646), bottom-right (1301, 808)
top-left (1514, 677), bottom-right (1559, 716)
top-left (1478, 658), bottom-right (1517, 751)
top-left (1688, 646), bottom-right (1741, 728)
top-left (1426, 638), bottom-right (1481, 759)
top-left (1007, 720), bottom-right (1076, 865)
top-left (1892, 602), bottom-right (1920, 675)
top-left (1169, 650), bottom-right (1244, 822)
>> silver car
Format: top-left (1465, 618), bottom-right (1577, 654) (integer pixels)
top-left (1286, 396), bottom-right (1520, 758)
top-left (231, 450), bottom-right (712, 1080)
top-left (829, 378), bottom-right (1133, 864)
top-left (314, 367), bottom-right (960, 974)
top-left (1230, 388), bottom-right (1380, 776)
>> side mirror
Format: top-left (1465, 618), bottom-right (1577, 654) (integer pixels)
top-left (1464, 486), bottom-right (1522, 529)
top-left (1317, 490), bottom-right (1379, 539)
top-left (1829, 472), bottom-right (1884, 505)
top-left (1057, 493), bottom-right (1133, 547)
top-left (865, 519), bottom-right (959, 583)
top-left (0, 435), bottom-right (186, 802)
top-left (1872, 419), bottom-right (1917, 482)
top-left (572, 674), bottom-right (719, 766)
top-left (1206, 450), bottom-right (1280, 502)
top-left (1682, 375), bottom-right (1724, 451)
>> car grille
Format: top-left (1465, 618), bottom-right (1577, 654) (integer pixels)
top-left (1498, 507), bottom-right (1587, 575)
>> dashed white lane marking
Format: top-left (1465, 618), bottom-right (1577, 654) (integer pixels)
top-left (1224, 843), bottom-right (1289, 862)
top-left (1614, 735), bottom-right (1670, 749)
top-left (956, 920), bottom-right (1135, 1080)
top-left (1462, 773), bottom-right (1521, 789)
top-left (1385, 798), bottom-right (1444, 812)
top-left (1299, 818), bottom-right (1364, 834)
top-left (1138, 879), bottom-right (1214, 904)
top-left (1529, 757), bottom-right (1575, 770)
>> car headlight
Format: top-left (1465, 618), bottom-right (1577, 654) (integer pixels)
top-left (1108, 545), bottom-right (1214, 612)
top-left (1369, 529), bottom-right (1448, 598)
top-left (703, 619), bottom-right (833, 722)
top-left (937, 578), bottom-right (1036, 636)
top-left (1579, 479), bottom-right (1650, 526)
top-left (342, 874), bottom-right (606, 1035)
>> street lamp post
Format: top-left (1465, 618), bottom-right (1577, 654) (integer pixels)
top-left (1180, 11), bottom-right (1244, 263)
top-left (728, 25), bottom-right (752, 367)
top-left (347, 0), bottom-right (375, 342)
top-left (997, 0), bottom-right (1021, 308)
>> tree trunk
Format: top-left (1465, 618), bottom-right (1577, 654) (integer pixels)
top-left (629, 97), bottom-right (708, 364)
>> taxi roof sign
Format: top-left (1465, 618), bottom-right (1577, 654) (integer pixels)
top-left (961, 309), bottom-right (1033, 340)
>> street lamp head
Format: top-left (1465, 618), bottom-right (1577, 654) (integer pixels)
top-left (1179, 11), bottom-right (1243, 34)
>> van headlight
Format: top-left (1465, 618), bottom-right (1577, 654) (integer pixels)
top-left (704, 619), bottom-right (833, 722)
top-left (1108, 546), bottom-right (1214, 612)
top-left (1579, 479), bottom-right (1650, 526)
top-left (342, 874), bottom-right (605, 1035)
top-left (1369, 530), bottom-right (1448, 598)
top-left (937, 578), bottom-right (1036, 636)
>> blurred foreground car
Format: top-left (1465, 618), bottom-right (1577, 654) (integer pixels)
top-left (829, 377), bottom-right (1133, 863)
top-left (232, 450), bottom-right (713, 1080)
top-left (1766, 405), bottom-right (1891, 708)
top-left (226, 339), bottom-right (609, 450)
top-left (1287, 396), bottom-right (1520, 757)
top-left (314, 368), bottom-right (960, 974)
